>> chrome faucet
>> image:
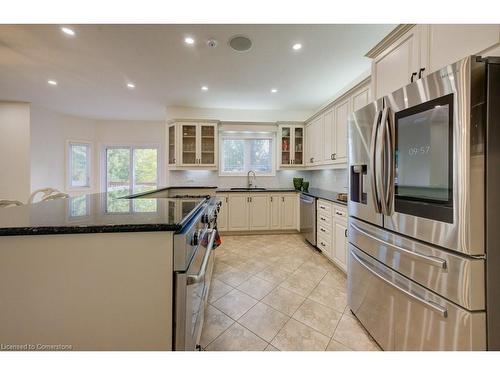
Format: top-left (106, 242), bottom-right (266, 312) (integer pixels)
top-left (247, 170), bottom-right (256, 189)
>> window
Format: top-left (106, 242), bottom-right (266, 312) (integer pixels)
top-left (103, 145), bottom-right (159, 213)
top-left (220, 132), bottom-right (274, 176)
top-left (67, 141), bottom-right (91, 190)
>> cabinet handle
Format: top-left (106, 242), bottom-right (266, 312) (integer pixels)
top-left (225, 197), bottom-right (228, 203)
top-left (282, 197), bottom-right (284, 202)
top-left (320, 242), bottom-right (326, 246)
top-left (310, 157), bottom-right (314, 163)
top-left (418, 67), bottom-right (426, 79)
top-left (410, 72), bottom-right (417, 83)
top-left (320, 228), bottom-right (326, 232)
top-left (250, 197), bottom-right (252, 203)
top-left (320, 217), bottom-right (326, 221)
top-left (332, 153), bottom-right (336, 160)
top-left (336, 211), bottom-right (344, 216)
top-left (320, 205), bottom-right (326, 209)
top-left (345, 229), bottom-right (348, 237)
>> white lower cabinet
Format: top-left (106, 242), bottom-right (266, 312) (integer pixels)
top-left (216, 194), bottom-right (228, 231)
top-left (219, 192), bottom-right (297, 232)
top-left (227, 194), bottom-right (249, 231)
top-left (249, 194), bottom-right (270, 230)
top-left (269, 194), bottom-right (282, 230)
top-left (317, 199), bottom-right (348, 273)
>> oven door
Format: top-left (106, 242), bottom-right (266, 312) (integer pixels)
top-left (381, 56), bottom-right (486, 256)
top-left (174, 229), bottom-right (216, 351)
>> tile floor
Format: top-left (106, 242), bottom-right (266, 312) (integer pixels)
top-left (201, 234), bottom-right (381, 351)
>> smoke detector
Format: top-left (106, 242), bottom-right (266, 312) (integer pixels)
top-left (228, 35), bottom-right (252, 52)
top-left (207, 39), bottom-right (218, 48)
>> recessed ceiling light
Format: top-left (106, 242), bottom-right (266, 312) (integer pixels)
top-left (61, 27), bottom-right (75, 36)
top-left (292, 43), bottom-right (302, 50)
top-left (270, 88), bottom-right (278, 93)
top-left (47, 80), bottom-right (58, 86)
top-left (201, 86), bottom-right (208, 91)
top-left (127, 83), bottom-right (135, 89)
top-left (184, 37), bottom-right (195, 45)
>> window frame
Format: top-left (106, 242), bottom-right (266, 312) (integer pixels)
top-left (66, 140), bottom-right (93, 192)
top-left (219, 131), bottom-right (276, 177)
top-left (99, 143), bottom-right (162, 196)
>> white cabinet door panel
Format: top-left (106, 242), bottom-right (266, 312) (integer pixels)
top-left (270, 194), bottom-right (281, 230)
top-left (281, 194), bottom-right (297, 230)
top-left (249, 194), bottom-right (269, 230)
top-left (323, 110), bottom-right (334, 163)
top-left (228, 194), bottom-right (249, 231)
top-left (334, 99), bottom-right (349, 162)
top-left (216, 194), bottom-right (228, 231)
top-left (333, 219), bottom-right (348, 272)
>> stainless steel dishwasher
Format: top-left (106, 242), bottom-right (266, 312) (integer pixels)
top-left (300, 193), bottom-right (316, 246)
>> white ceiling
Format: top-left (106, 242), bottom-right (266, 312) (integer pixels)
top-left (0, 24), bottom-right (394, 120)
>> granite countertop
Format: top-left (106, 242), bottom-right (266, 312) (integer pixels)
top-left (0, 191), bottom-right (209, 236)
top-left (301, 188), bottom-right (347, 206)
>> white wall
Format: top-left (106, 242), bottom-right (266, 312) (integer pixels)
top-left (30, 106), bottom-right (165, 194)
top-left (0, 102), bottom-right (31, 201)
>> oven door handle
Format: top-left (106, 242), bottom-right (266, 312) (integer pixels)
top-left (351, 223), bottom-right (447, 269)
top-left (187, 229), bottom-right (216, 285)
top-left (370, 110), bottom-right (383, 213)
top-left (351, 250), bottom-right (448, 318)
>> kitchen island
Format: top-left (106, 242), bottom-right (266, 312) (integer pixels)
top-left (0, 189), bottom-right (215, 350)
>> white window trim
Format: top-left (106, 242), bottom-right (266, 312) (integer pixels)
top-left (99, 142), bottom-right (162, 194)
top-left (65, 140), bottom-right (93, 192)
top-left (219, 131), bottom-right (276, 177)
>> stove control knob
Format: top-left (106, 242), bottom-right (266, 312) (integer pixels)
top-left (191, 231), bottom-right (199, 246)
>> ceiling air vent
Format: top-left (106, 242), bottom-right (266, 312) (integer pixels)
top-left (228, 35), bottom-right (252, 52)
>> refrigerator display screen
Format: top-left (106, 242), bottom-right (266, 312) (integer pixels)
top-left (394, 94), bottom-right (454, 222)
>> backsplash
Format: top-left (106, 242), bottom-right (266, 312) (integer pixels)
top-left (167, 168), bottom-right (347, 192)
top-left (309, 169), bottom-right (348, 193)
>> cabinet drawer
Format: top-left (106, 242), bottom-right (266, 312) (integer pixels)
top-left (317, 214), bottom-right (332, 226)
top-left (317, 234), bottom-right (332, 252)
top-left (317, 200), bottom-right (332, 215)
top-left (317, 223), bottom-right (332, 237)
top-left (333, 207), bottom-right (347, 219)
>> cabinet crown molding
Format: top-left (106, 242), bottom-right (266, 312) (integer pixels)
top-left (365, 24), bottom-right (416, 58)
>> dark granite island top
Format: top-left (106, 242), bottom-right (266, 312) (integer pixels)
top-left (0, 192), bottom-right (208, 236)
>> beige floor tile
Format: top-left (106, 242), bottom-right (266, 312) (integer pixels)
top-left (326, 338), bottom-right (351, 351)
top-left (321, 270), bottom-right (347, 290)
top-left (262, 286), bottom-right (305, 316)
top-left (255, 265), bottom-right (292, 285)
top-left (238, 302), bottom-right (289, 342)
top-left (213, 289), bottom-right (258, 320)
top-left (200, 305), bottom-right (234, 348)
top-left (206, 322), bottom-right (268, 351)
top-left (208, 279), bottom-right (234, 303)
top-left (293, 262), bottom-right (328, 284)
top-left (292, 298), bottom-right (342, 337)
top-left (237, 276), bottom-right (277, 300)
top-left (265, 344), bottom-right (279, 351)
top-left (280, 272), bottom-right (319, 297)
top-left (271, 318), bottom-right (330, 351)
top-left (332, 315), bottom-right (380, 351)
top-left (216, 267), bottom-right (252, 287)
top-left (308, 281), bottom-right (348, 313)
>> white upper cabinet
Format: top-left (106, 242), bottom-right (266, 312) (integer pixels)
top-left (167, 121), bottom-right (218, 169)
top-left (278, 124), bottom-right (304, 168)
top-left (333, 99), bottom-right (349, 162)
top-left (371, 26), bottom-right (422, 100)
top-left (306, 116), bottom-right (323, 166)
top-left (425, 25), bottom-right (500, 73)
top-left (369, 24), bottom-right (500, 99)
top-left (322, 109), bottom-right (334, 163)
top-left (351, 84), bottom-right (371, 112)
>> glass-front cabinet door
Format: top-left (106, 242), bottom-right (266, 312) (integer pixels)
top-left (279, 124), bottom-right (304, 168)
top-left (181, 123), bottom-right (198, 165)
top-left (199, 123), bottom-right (216, 166)
top-left (168, 124), bottom-right (176, 166)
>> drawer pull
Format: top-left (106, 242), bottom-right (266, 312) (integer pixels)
top-left (351, 223), bottom-right (447, 269)
top-left (351, 250), bottom-right (448, 318)
top-left (320, 217), bottom-right (326, 221)
top-left (320, 242), bottom-right (326, 246)
top-left (320, 205), bottom-right (327, 209)
top-left (320, 228), bottom-right (326, 232)
top-left (336, 211), bottom-right (345, 216)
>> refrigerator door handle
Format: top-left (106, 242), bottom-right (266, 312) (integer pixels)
top-left (351, 250), bottom-right (448, 318)
top-left (380, 107), bottom-right (394, 215)
top-left (370, 110), bottom-right (383, 213)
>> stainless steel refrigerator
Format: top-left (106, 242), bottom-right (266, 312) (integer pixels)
top-left (347, 55), bottom-right (500, 350)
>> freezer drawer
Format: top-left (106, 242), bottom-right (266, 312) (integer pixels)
top-left (349, 217), bottom-right (485, 311)
top-left (348, 245), bottom-right (486, 350)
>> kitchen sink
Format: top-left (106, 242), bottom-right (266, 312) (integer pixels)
top-left (229, 187), bottom-right (267, 191)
